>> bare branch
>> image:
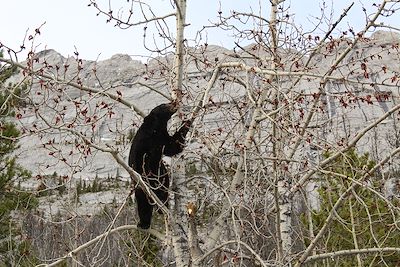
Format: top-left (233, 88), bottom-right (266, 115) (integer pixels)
top-left (304, 247), bottom-right (400, 264)
top-left (0, 57), bottom-right (145, 117)
top-left (39, 225), bottom-right (164, 267)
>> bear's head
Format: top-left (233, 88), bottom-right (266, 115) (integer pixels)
top-left (144, 102), bottom-right (178, 127)
top-left (151, 102), bottom-right (177, 117)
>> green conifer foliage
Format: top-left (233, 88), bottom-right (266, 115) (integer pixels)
top-left (0, 51), bottom-right (37, 266)
top-left (303, 149), bottom-right (400, 266)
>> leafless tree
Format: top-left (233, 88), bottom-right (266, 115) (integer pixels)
top-left (1, 0), bottom-right (400, 266)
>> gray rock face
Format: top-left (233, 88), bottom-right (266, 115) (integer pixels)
top-left (9, 32), bottom-right (400, 192)
top-left (371, 30), bottom-right (400, 43)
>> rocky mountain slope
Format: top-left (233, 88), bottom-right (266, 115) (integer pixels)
top-left (7, 30), bottom-right (400, 217)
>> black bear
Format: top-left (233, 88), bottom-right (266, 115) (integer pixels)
top-left (128, 102), bottom-right (190, 229)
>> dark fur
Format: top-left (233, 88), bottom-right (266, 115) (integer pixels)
top-left (128, 103), bottom-right (190, 229)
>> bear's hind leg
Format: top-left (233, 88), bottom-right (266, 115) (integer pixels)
top-left (135, 188), bottom-right (153, 229)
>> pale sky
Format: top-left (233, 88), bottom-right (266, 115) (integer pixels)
top-left (0, 0), bottom-right (399, 61)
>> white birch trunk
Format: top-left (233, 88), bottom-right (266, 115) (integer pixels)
top-left (203, 1), bottom-right (285, 262)
top-left (277, 178), bottom-right (292, 259)
top-left (169, 0), bottom-right (190, 266)
top-left (268, 0), bottom-right (293, 262)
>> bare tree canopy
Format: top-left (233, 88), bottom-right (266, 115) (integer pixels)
top-left (1, 0), bottom-right (400, 266)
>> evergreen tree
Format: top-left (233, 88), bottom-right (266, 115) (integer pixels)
top-left (0, 51), bottom-right (37, 266)
top-left (303, 149), bottom-right (400, 266)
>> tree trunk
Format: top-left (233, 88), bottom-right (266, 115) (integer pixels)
top-left (169, 0), bottom-right (190, 266)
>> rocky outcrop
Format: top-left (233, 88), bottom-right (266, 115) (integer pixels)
top-left (9, 32), bottom-right (400, 192)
